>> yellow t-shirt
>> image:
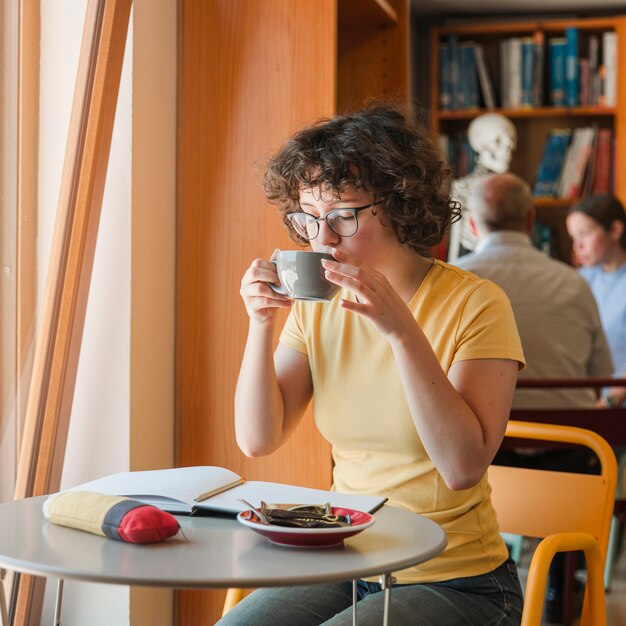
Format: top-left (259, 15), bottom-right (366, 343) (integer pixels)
top-left (280, 260), bottom-right (525, 583)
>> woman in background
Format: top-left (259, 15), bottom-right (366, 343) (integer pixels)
top-left (567, 195), bottom-right (626, 407)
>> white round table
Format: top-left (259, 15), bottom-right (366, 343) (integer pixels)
top-left (0, 497), bottom-right (447, 624)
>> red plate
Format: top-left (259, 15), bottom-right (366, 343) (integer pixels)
top-left (236, 507), bottom-right (375, 548)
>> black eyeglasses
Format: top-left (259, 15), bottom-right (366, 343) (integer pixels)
top-left (286, 200), bottom-right (383, 241)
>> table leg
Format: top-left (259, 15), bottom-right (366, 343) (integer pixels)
top-left (352, 579), bottom-right (358, 626)
top-left (0, 568), bottom-right (8, 626)
top-left (379, 573), bottom-right (396, 626)
top-left (53, 579), bottom-right (64, 626)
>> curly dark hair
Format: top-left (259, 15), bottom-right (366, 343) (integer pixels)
top-left (569, 194), bottom-right (626, 250)
top-left (263, 102), bottom-right (460, 256)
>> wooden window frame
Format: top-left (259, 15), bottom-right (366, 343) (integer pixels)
top-left (10, 0), bottom-right (132, 623)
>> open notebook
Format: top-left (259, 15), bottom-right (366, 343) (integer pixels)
top-left (60, 466), bottom-right (387, 516)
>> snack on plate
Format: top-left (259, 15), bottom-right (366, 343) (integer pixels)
top-left (259, 501), bottom-right (352, 528)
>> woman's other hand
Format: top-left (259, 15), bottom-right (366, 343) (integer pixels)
top-left (240, 250), bottom-right (292, 326)
top-left (321, 248), bottom-right (418, 341)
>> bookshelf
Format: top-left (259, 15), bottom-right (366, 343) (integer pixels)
top-left (430, 15), bottom-right (626, 263)
top-left (337, 0), bottom-right (408, 111)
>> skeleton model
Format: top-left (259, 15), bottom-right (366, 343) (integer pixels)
top-left (448, 113), bottom-right (517, 261)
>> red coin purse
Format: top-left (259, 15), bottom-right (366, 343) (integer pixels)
top-left (44, 491), bottom-right (180, 544)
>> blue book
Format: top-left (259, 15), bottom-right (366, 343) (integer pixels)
top-left (534, 129), bottom-right (571, 197)
top-left (461, 136), bottom-right (477, 175)
top-left (532, 30), bottom-right (545, 106)
top-left (461, 42), bottom-right (479, 109)
top-left (533, 132), bottom-right (560, 197)
top-left (448, 34), bottom-right (463, 110)
top-left (548, 38), bottom-right (567, 106)
top-left (521, 37), bottom-right (535, 107)
top-left (546, 130), bottom-right (572, 197)
top-left (439, 44), bottom-right (452, 110)
top-left (565, 27), bottom-right (579, 106)
top-left (448, 134), bottom-right (461, 178)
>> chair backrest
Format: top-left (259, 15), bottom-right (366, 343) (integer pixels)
top-left (489, 420), bottom-right (617, 556)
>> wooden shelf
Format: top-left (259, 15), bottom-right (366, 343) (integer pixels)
top-left (534, 198), bottom-right (575, 209)
top-left (437, 106), bottom-right (616, 121)
top-left (338, 0), bottom-right (398, 27)
top-left (436, 17), bottom-right (616, 36)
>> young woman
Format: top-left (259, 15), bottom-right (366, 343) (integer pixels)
top-left (567, 195), bottom-right (626, 407)
top-left (223, 104), bottom-right (525, 625)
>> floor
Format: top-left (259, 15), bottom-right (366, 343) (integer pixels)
top-left (604, 544), bottom-right (626, 626)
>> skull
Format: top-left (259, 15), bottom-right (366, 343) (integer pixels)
top-left (467, 113), bottom-right (517, 174)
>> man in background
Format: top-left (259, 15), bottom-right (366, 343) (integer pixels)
top-left (454, 172), bottom-right (614, 623)
top-left (454, 172), bottom-right (613, 408)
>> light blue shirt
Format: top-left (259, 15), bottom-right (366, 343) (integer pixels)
top-left (579, 263), bottom-right (626, 376)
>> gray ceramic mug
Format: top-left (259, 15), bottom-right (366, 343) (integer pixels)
top-left (269, 250), bottom-right (340, 302)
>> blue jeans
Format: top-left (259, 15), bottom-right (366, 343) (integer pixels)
top-left (216, 557), bottom-right (523, 625)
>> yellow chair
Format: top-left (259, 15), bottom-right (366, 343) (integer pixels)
top-left (490, 420), bottom-right (617, 626)
top-left (221, 588), bottom-right (245, 617)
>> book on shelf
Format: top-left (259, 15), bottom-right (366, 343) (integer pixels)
top-left (458, 135), bottom-right (477, 176)
top-left (579, 58), bottom-right (590, 106)
top-left (597, 64), bottom-right (607, 106)
top-left (448, 34), bottom-right (464, 110)
top-left (581, 123), bottom-right (599, 198)
top-left (446, 134), bottom-right (460, 176)
top-left (59, 466), bottom-right (388, 516)
top-left (610, 134), bottom-right (617, 194)
top-left (588, 34), bottom-right (600, 105)
top-left (592, 69), bottom-right (603, 107)
top-left (474, 43), bottom-right (496, 108)
top-left (460, 41), bottom-right (480, 109)
top-left (439, 39), bottom-right (481, 111)
top-left (533, 131), bottom-right (560, 197)
top-left (439, 43), bottom-right (452, 110)
top-left (507, 37), bottom-right (522, 108)
top-left (496, 33), bottom-right (545, 108)
top-left (438, 132), bottom-right (476, 178)
top-left (576, 126), bottom-right (598, 197)
top-left (565, 27), bottom-right (579, 107)
top-left (521, 37), bottom-right (535, 107)
top-left (437, 132), bottom-right (449, 162)
top-left (549, 37), bottom-right (567, 106)
top-left (532, 30), bottom-right (545, 106)
top-left (557, 126), bottom-right (596, 199)
top-left (533, 128), bottom-right (571, 198)
top-left (602, 31), bottom-right (617, 107)
top-left (534, 133), bottom-right (553, 197)
top-left (556, 130), bottom-right (579, 198)
top-left (591, 128), bottom-right (613, 196)
top-left (509, 32), bottom-right (546, 108)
